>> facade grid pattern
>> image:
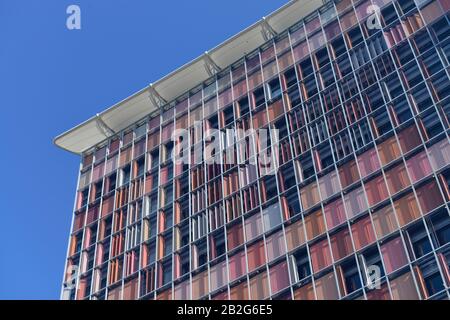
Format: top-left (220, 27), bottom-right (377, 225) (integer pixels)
top-left (61, 0), bottom-right (450, 300)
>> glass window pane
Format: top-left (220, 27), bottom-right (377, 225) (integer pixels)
top-left (330, 227), bottom-right (354, 261)
top-left (92, 162), bottom-right (104, 182)
top-left (397, 124), bottom-right (422, 154)
top-left (249, 271), bottom-right (270, 299)
top-left (269, 261), bottom-right (290, 294)
top-left (278, 51), bottom-right (294, 71)
top-left (377, 136), bottom-right (401, 166)
top-left (306, 16), bottom-right (321, 34)
top-left (357, 147), bottom-right (381, 178)
top-left (248, 70), bottom-right (263, 91)
top-left (340, 9), bottom-right (358, 31)
top-left (263, 60), bottom-right (278, 81)
top-left (120, 146), bottom-right (132, 166)
top-left (440, 0), bottom-right (450, 11)
top-left (161, 122), bottom-right (174, 142)
top-left (344, 185), bottom-right (368, 218)
top-left (324, 20), bottom-right (341, 41)
top-left (290, 25), bottom-right (306, 44)
top-left (336, 0), bottom-right (352, 13)
top-left (415, 181), bottom-right (444, 214)
top-left (300, 180), bottom-right (321, 210)
top-left (372, 204), bottom-right (399, 238)
top-left (191, 270), bottom-right (208, 299)
top-left (261, 44), bottom-right (275, 64)
top-left (364, 174), bottom-right (389, 206)
top-left (147, 131), bottom-right (160, 150)
top-left (319, 169), bottom-right (341, 200)
top-left (148, 116), bottom-right (160, 132)
top-left (428, 139), bottom-right (450, 171)
top-left (229, 250), bottom-right (246, 282)
top-left (162, 107), bottom-right (174, 123)
top-left (294, 283), bottom-right (315, 300)
top-left (276, 36), bottom-right (290, 54)
top-left (246, 54), bottom-right (261, 73)
top-left (366, 283), bottom-right (391, 300)
top-left (123, 131), bottom-right (133, 145)
top-left (265, 230), bottom-right (286, 262)
top-left (230, 281), bottom-right (249, 300)
top-left (339, 159), bottom-right (360, 188)
top-left (355, 0), bottom-right (372, 21)
top-left (406, 150), bottom-right (432, 183)
top-left (394, 191), bottom-right (421, 226)
top-left (309, 31), bottom-right (326, 52)
top-left (174, 280), bottom-right (190, 299)
top-left (285, 219), bottom-right (306, 251)
top-left (420, 0), bottom-right (444, 24)
top-left (292, 41), bottom-right (309, 62)
top-left (372, 0), bottom-right (392, 7)
top-left (210, 261), bottom-right (227, 292)
top-left (176, 113), bottom-right (188, 130)
top-left (315, 271), bottom-right (340, 299)
top-left (233, 80), bottom-right (247, 99)
top-left (123, 278), bottom-right (138, 300)
top-left (351, 215), bottom-right (376, 250)
top-left (385, 163), bottom-right (411, 195)
top-left (324, 197), bottom-right (347, 230)
top-left (211, 291), bottom-right (228, 300)
top-left (390, 271), bottom-right (420, 299)
top-left (218, 88), bottom-right (232, 109)
top-left (245, 213), bottom-right (263, 241)
top-left (262, 203), bottom-right (282, 231)
top-left (247, 240), bottom-right (266, 272)
top-left (310, 238), bottom-right (333, 272)
top-left (304, 210), bottom-right (326, 240)
top-left (381, 237), bottom-right (409, 274)
top-left (321, 4), bottom-right (337, 24)
top-left (227, 222), bottom-right (244, 251)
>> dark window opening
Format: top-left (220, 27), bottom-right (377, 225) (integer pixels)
top-left (395, 42), bottom-right (414, 66)
top-left (290, 247), bottom-right (311, 282)
top-left (253, 87), bottom-right (266, 107)
top-left (332, 35), bottom-right (347, 57)
top-left (406, 221), bottom-right (433, 260)
top-left (341, 257), bottom-right (362, 295)
top-left (284, 68), bottom-right (298, 88)
top-left (122, 165), bottom-right (131, 186)
top-left (238, 97), bottom-right (250, 116)
top-left (421, 108), bottom-right (444, 139)
top-left (266, 78), bottom-right (282, 101)
top-left (299, 152), bottom-right (315, 180)
top-left (428, 209), bottom-right (450, 248)
top-left (381, 4), bottom-right (398, 26)
top-left (411, 83), bottom-right (433, 112)
top-left (431, 17), bottom-right (450, 42)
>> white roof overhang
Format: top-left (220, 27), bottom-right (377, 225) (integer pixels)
top-left (54, 0), bottom-right (324, 154)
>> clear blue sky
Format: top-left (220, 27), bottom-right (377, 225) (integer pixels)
top-left (0, 0), bottom-right (288, 299)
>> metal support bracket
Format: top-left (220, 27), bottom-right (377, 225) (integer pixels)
top-left (260, 17), bottom-right (277, 41)
top-left (95, 113), bottom-right (115, 138)
top-left (203, 51), bottom-right (221, 77)
top-left (148, 83), bottom-right (167, 109)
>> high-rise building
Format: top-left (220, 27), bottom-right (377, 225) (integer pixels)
top-left (55, 0), bottom-right (450, 300)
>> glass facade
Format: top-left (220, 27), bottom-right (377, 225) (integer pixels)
top-left (61, 0), bottom-right (450, 300)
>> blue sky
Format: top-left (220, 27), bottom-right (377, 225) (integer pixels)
top-left (0, 0), bottom-right (288, 299)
